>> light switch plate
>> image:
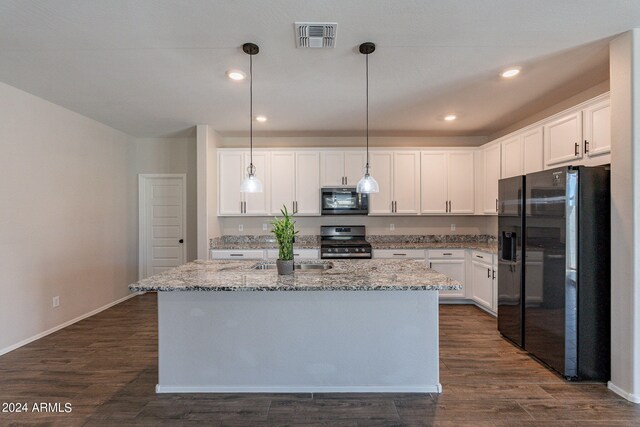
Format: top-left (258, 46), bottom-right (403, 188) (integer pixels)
top-left (390, 224), bottom-right (395, 231)
top-left (239, 224), bottom-right (244, 232)
top-left (451, 224), bottom-right (456, 231)
top-left (262, 223), bottom-right (268, 231)
top-left (52, 296), bottom-right (60, 308)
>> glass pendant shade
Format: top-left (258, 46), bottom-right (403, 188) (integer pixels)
top-left (356, 171), bottom-right (379, 194)
top-left (240, 165), bottom-right (263, 193)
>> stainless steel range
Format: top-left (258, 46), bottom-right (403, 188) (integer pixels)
top-left (320, 225), bottom-right (372, 259)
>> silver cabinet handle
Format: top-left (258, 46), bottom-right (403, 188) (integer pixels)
top-left (574, 142), bottom-right (579, 156)
top-left (476, 255), bottom-right (484, 259)
top-left (230, 253), bottom-right (244, 257)
top-left (584, 139), bottom-right (590, 154)
top-left (393, 253), bottom-right (407, 256)
top-left (443, 253), bottom-right (452, 256)
top-left (344, 176), bottom-right (347, 185)
top-left (496, 198), bottom-right (499, 212)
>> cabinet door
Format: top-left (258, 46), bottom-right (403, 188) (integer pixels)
top-left (294, 151), bottom-right (320, 215)
top-left (472, 260), bottom-right (493, 310)
top-left (522, 127), bottom-right (544, 174)
top-left (430, 259), bottom-right (465, 299)
top-left (269, 152), bottom-right (295, 215)
top-left (218, 151), bottom-right (244, 215)
top-left (448, 151), bottom-right (475, 214)
top-left (344, 151), bottom-right (366, 186)
top-left (583, 98), bottom-right (611, 158)
top-left (420, 151), bottom-right (448, 214)
top-left (368, 151), bottom-right (394, 214)
top-left (243, 152), bottom-right (269, 215)
top-left (393, 151), bottom-right (420, 214)
top-left (544, 111), bottom-right (583, 166)
top-left (501, 136), bottom-right (523, 179)
top-left (320, 151), bottom-right (345, 186)
top-left (482, 144), bottom-right (501, 214)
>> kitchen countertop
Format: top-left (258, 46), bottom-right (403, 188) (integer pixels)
top-left (129, 259), bottom-right (461, 292)
top-left (209, 241), bottom-right (497, 253)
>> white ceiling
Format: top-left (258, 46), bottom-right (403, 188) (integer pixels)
top-left (0, 0), bottom-right (638, 138)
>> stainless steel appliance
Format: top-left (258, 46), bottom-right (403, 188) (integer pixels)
top-left (524, 165), bottom-right (610, 380)
top-left (320, 225), bottom-right (372, 259)
top-left (498, 175), bottom-right (525, 348)
top-left (321, 187), bottom-right (369, 215)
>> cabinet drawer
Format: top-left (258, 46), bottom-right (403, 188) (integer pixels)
top-left (427, 249), bottom-right (465, 259)
top-left (372, 249), bottom-right (425, 259)
top-left (471, 251), bottom-right (493, 263)
top-left (210, 250), bottom-right (265, 260)
top-left (266, 249), bottom-right (319, 259)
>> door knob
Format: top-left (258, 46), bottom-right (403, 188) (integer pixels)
top-left (179, 239), bottom-right (184, 243)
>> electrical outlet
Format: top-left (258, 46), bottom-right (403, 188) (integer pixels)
top-left (390, 224), bottom-right (395, 231)
top-left (262, 223), bottom-right (268, 231)
top-left (451, 224), bottom-right (456, 231)
top-left (238, 224), bottom-right (244, 232)
top-left (52, 296), bottom-right (60, 308)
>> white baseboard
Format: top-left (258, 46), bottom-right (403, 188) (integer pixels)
top-left (0, 291), bottom-right (144, 357)
top-left (608, 381), bottom-right (640, 403)
top-left (156, 384), bottom-right (442, 394)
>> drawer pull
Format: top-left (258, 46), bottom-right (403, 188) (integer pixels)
top-left (393, 253), bottom-right (407, 256)
top-left (443, 253), bottom-right (452, 256)
top-left (475, 255), bottom-right (484, 259)
top-left (230, 254), bottom-right (244, 257)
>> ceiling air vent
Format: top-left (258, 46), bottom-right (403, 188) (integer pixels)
top-left (295, 22), bottom-right (338, 48)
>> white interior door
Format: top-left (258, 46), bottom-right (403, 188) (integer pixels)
top-left (139, 175), bottom-right (186, 280)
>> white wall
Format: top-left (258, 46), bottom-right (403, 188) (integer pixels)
top-left (608, 29), bottom-right (640, 403)
top-left (134, 137), bottom-right (197, 261)
top-left (0, 82), bottom-right (138, 354)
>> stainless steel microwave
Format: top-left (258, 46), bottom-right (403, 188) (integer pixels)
top-left (321, 187), bottom-right (369, 215)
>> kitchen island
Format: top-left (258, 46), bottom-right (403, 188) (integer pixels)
top-left (130, 259), bottom-right (460, 393)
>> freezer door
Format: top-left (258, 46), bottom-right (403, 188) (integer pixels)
top-left (524, 167), bottom-right (574, 377)
top-left (497, 176), bottom-right (524, 347)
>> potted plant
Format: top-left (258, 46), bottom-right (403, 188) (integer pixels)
top-left (271, 205), bottom-right (299, 275)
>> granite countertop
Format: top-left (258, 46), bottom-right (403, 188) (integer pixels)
top-left (129, 259), bottom-right (461, 292)
top-left (209, 241), bottom-right (497, 253)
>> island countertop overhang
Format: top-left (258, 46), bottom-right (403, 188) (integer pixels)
top-left (129, 259), bottom-right (462, 292)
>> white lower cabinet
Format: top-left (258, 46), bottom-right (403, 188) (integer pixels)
top-left (266, 248), bottom-right (319, 260)
top-left (470, 251), bottom-right (496, 314)
top-left (372, 249), bottom-right (425, 259)
top-left (210, 250), bottom-right (265, 260)
top-left (427, 249), bottom-right (465, 299)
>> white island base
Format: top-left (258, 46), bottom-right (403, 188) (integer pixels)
top-left (156, 290), bottom-right (441, 393)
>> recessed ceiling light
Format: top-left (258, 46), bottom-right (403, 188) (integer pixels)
top-left (255, 115), bottom-right (267, 122)
top-left (501, 67), bottom-right (521, 78)
top-left (226, 69), bottom-right (246, 81)
top-left (444, 114), bottom-right (457, 121)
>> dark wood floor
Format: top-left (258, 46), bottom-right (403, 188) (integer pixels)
top-left (1, 293), bottom-right (638, 426)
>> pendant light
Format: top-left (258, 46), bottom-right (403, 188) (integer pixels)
top-left (240, 42), bottom-right (263, 193)
top-left (356, 42), bottom-right (379, 194)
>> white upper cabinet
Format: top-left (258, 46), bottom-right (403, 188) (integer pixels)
top-left (344, 151), bottom-right (367, 186)
top-left (294, 151), bottom-right (320, 215)
top-left (270, 151), bottom-right (321, 216)
top-left (422, 151), bottom-right (474, 214)
top-left (368, 151), bottom-right (394, 214)
top-left (544, 110), bottom-right (583, 167)
top-left (522, 127), bottom-right (544, 174)
top-left (448, 151), bottom-right (475, 214)
top-left (501, 135), bottom-right (523, 179)
top-left (583, 98), bottom-right (611, 158)
top-left (269, 151), bottom-right (295, 215)
top-left (501, 127), bottom-right (544, 178)
top-left (320, 150), bottom-right (366, 187)
top-left (482, 143), bottom-right (501, 215)
top-left (369, 150), bottom-right (420, 215)
top-left (218, 150), bottom-right (269, 216)
top-left (393, 151), bottom-right (421, 214)
top-left (420, 152), bottom-right (448, 214)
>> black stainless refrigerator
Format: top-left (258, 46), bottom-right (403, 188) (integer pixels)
top-left (498, 175), bottom-right (525, 348)
top-left (524, 165), bottom-right (610, 381)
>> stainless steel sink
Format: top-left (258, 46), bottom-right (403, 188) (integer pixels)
top-left (253, 262), bottom-right (333, 272)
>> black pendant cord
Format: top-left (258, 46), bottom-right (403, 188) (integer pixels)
top-left (249, 52), bottom-right (253, 171)
top-left (365, 52), bottom-right (369, 174)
